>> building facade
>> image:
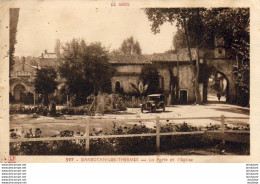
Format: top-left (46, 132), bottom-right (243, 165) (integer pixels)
top-left (109, 55), bottom-right (152, 94)
top-left (109, 41), bottom-right (236, 104)
top-left (10, 50), bottom-right (58, 104)
top-left (10, 40), bottom-right (236, 105)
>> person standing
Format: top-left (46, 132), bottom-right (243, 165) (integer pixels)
top-left (217, 92), bottom-right (221, 101)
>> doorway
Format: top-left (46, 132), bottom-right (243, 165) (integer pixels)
top-left (13, 83), bottom-right (26, 102)
top-left (115, 81), bottom-right (121, 93)
top-left (179, 90), bottom-right (188, 104)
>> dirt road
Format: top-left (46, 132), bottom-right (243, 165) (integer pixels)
top-left (10, 97), bottom-right (249, 136)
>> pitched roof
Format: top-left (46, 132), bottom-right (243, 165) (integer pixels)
top-left (108, 54), bottom-right (152, 64)
top-left (108, 48), bottom-right (197, 64)
top-left (10, 77), bottom-right (34, 86)
top-left (150, 48), bottom-right (197, 62)
top-left (40, 53), bottom-right (57, 59)
top-left (38, 51), bottom-right (58, 68)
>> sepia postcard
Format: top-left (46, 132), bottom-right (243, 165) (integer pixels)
top-left (0, 0), bottom-right (259, 163)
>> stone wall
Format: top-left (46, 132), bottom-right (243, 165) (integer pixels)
top-left (157, 63), bottom-right (196, 104)
top-left (114, 65), bottom-right (143, 73)
top-left (111, 76), bottom-right (139, 93)
top-left (158, 67), bottom-right (170, 92)
top-left (111, 64), bottom-right (146, 93)
top-left (178, 64), bottom-right (196, 103)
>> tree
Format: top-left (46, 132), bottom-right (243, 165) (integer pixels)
top-left (83, 54), bottom-right (115, 95)
top-left (25, 56), bottom-right (39, 66)
top-left (171, 29), bottom-right (198, 103)
top-left (34, 67), bottom-right (58, 106)
top-left (211, 8), bottom-right (249, 61)
top-left (233, 63), bottom-right (249, 106)
top-left (144, 8), bottom-right (207, 104)
top-left (54, 39), bottom-right (61, 58)
top-left (215, 8), bottom-right (249, 105)
top-left (173, 29), bottom-right (196, 50)
top-left (144, 8), bottom-right (249, 104)
top-left (120, 36), bottom-right (142, 55)
top-left (139, 64), bottom-right (160, 94)
top-left (58, 39), bottom-right (115, 106)
top-left (130, 81), bottom-right (148, 97)
top-left (172, 28), bottom-right (214, 51)
top-left (9, 8), bottom-right (20, 75)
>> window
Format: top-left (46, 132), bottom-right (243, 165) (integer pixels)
top-left (160, 76), bottom-right (164, 89)
top-left (17, 71), bottom-right (30, 77)
top-left (115, 81), bottom-right (121, 93)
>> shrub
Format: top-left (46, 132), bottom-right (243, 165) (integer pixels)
top-left (10, 105), bottom-right (37, 114)
top-left (9, 122), bottom-right (249, 155)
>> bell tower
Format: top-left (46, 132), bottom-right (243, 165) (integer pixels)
top-left (214, 37), bottom-right (226, 58)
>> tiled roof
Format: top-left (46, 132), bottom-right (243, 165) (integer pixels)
top-left (38, 51), bottom-right (58, 68)
top-left (10, 77), bottom-right (34, 86)
top-left (39, 58), bottom-right (59, 68)
top-left (150, 48), bottom-right (197, 62)
top-left (40, 53), bottom-right (57, 59)
top-left (108, 48), bottom-right (197, 64)
top-left (108, 54), bottom-right (152, 64)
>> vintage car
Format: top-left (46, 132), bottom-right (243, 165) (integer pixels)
top-left (141, 94), bottom-right (165, 113)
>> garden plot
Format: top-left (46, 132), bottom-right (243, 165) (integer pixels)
top-left (10, 102), bottom-right (249, 138)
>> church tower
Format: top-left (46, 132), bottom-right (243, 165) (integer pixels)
top-left (214, 37), bottom-right (226, 58)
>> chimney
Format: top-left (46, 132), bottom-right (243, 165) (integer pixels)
top-left (44, 49), bottom-right (47, 54)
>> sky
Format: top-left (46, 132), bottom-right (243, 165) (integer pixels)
top-left (15, 5), bottom-right (177, 57)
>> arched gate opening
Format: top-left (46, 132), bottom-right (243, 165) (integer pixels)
top-left (204, 66), bottom-right (230, 104)
top-left (13, 83), bottom-right (26, 102)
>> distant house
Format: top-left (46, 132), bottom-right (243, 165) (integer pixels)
top-left (10, 50), bottom-right (59, 104)
top-left (38, 50), bottom-right (59, 68)
top-left (10, 57), bottom-right (38, 103)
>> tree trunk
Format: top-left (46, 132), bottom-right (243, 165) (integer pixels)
top-left (176, 61), bottom-right (180, 103)
top-left (183, 17), bottom-right (201, 104)
top-left (202, 60), bottom-right (208, 103)
top-left (176, 55), bottom-right (180, 103)
top-left (43, 94), bottom-right (49, 107)
top-left (168, 62), bottom-right (180, 104)
top-left (168, 64), bottom-right (174, 104)
top-left (195, 44), bottom-right (201, 104)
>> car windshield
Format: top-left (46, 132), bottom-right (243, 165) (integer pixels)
top-left (149, 96), bottom-right (159, 101)
top-left (148, 95), bottom-right (164, 101)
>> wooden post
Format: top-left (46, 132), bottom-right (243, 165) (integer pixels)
top-left (85, 119), bottom-right (90, 155)
top-left (156, 116), bottom-right (160, 152)
top-left (221, 115), bottom-right (225, 145)
top-left (102, 95), bottom-right (105, 115)
top-left (33, 91), bottom-right (36, 107)
top-left (93, 91), bottom-right (96, 114)
top-left (110, 94), bottom-right (113, 111)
